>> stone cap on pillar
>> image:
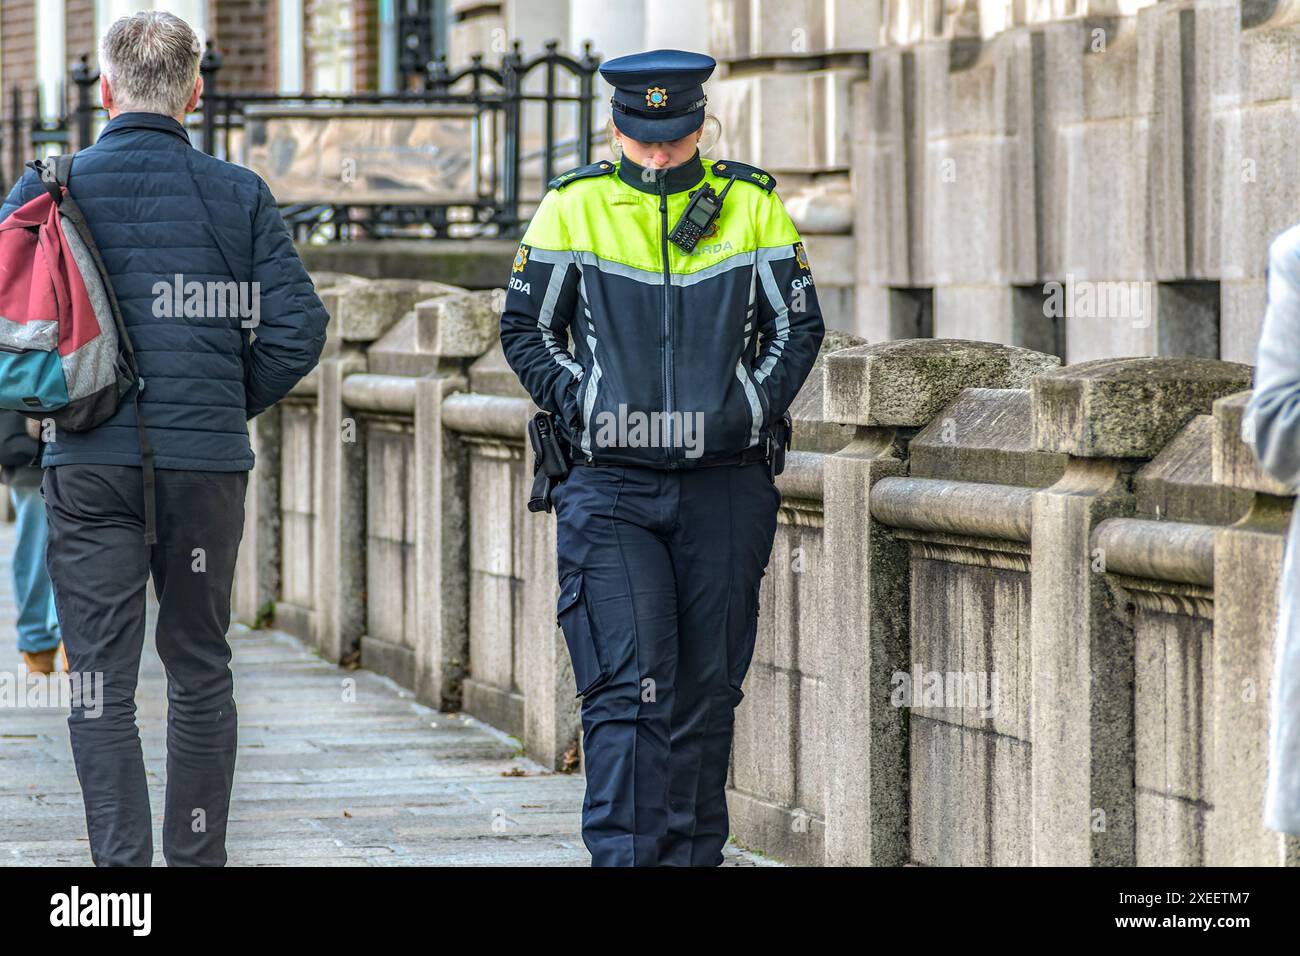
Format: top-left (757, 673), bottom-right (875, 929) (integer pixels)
top-left (1033, 357), bottom-right (1253, 459)
top-left (320, 278), bottom-right (463, 343)
top-left (415, 290), bottom-right (500, 358)
top-left (312, 272), bottom-right (366, 291)
top-left (823, 338), bottom-right (1061, 427)
top-left (1212, 390), bottom-right (1293, 496)
top-left (468, 342), bottom-right (530, 399)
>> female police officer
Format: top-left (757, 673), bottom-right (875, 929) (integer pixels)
top-left (500, 49), bottom-right (825, 866)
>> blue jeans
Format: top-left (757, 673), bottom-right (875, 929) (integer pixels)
top-left (10, 483), bottom-right (60, 653)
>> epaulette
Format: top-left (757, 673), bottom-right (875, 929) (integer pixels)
top-left (548, 160), bottom-right (616, 190)
top-left (710, 160), bottom-right (777, 192)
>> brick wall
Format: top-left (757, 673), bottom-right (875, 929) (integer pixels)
top-left (208, 0), bottom-right (277, 93)
top-left (64, 0), bottom-right (96, 143)
top-left (1, 0), bottom-right (37, 181)
top-left (64, 0), bottom-right (95, 73)
top-left (353, 0), bottom-right (378, 92)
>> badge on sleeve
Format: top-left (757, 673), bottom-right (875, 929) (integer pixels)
top-left (794, 242), bottom-right (809, 271)
top-left (514, 245), bottom-right (529, 273)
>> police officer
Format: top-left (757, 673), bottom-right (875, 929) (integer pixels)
top-left (500, 49), bottom-right (825, 866)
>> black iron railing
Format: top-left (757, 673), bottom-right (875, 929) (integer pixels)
top-left (197, 39), bottom-right (601, 238)
top-left (0, 55), bottom-right (100, 185)
top-left (0, 42), bottom-right (602, 240)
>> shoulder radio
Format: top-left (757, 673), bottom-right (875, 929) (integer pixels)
top-left (669, 177), bottom-right (736, 253)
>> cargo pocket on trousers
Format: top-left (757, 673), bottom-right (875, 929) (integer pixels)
top-left (557, 570), bottom-right (610, 698)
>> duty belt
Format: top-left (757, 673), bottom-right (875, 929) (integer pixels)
top-left (528, 411), bottom-right (793, 514)
top-left (571, 444), bottom-right (770, 470)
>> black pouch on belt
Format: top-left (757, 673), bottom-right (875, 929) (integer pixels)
top-left (527, 411), bottom-right (570, 513)
top-left (768, 411), bottom-right (793, 481)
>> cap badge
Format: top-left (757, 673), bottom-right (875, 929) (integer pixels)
top-left (645, 87), bottom-right (668, 109)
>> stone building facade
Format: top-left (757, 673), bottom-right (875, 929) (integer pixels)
top-left (0, 0), bottom-right (1293, 356)
top-left (341, 0), bottom-right (1300, 364)
top-left (476, 0), bottom-right (1293, 365)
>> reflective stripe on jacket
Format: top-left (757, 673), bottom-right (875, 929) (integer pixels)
top-left (500, 151), bottom-right (825, 467)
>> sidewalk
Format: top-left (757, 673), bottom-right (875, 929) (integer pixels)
top-left (0, 520), bottom-right (772, 866)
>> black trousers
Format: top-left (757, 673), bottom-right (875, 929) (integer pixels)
top-left (552, 462), bottom-right (780, 866)
top-left (43, 465), bottom-right (248, 867)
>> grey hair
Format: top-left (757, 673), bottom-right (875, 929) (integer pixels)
top-left (100, 11), bottom-right (202, 116)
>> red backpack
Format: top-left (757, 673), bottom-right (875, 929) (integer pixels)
top-left (0, 154), bottom-right (156, 541)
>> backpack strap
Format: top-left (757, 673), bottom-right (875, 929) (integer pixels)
top-left (43, 152), bottom-right (158, 545)
top-left (54, 154), bottom-right (75, 188)
top-left (27, 156), bottom-right (63, 205)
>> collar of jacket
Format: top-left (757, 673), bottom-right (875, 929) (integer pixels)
top-left (616, 150), bottom-right (705, 195)
top-left (97, 112), bottom-right (192, 146)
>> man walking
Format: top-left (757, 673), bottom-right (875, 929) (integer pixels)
top-left (0, 11), bottom-right (329, 865)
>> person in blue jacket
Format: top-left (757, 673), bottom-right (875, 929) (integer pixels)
top-left (0, 11), bottom-right (329, 866)
top-left (0, 411), bottom-right (61, 674)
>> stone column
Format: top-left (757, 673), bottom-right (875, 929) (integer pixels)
top-left (1209, 392), bottom-right (1300, 866)
top-left (1030, 357), bottom-right (1251, 865)
top-left (414, 373), bottom-right (470, 710)
top-left (232, 403), bottom-right (282, 628)
top-left (447, 339), bottom-right (583, 769)
top-left (314, 351), bottom-right (368, 664)
top-left (409, 292), bottom-right (497, 710)
top-left (821, 339), bottom-right (1060, 865)
top-left (311, 279), bottom-right (441, 664)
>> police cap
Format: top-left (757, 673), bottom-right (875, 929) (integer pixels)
top-left (600, 49), bottom-right (716, 143)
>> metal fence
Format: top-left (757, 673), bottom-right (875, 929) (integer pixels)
top-left (0, 42), bottom-right (602, 240)
top-left (2, 55), bottom-right (100, 184)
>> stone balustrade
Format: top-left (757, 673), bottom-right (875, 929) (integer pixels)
top-left (233, 270), bottom-right (1300, 866)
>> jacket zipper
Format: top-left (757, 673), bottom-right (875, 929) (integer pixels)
top-left (658, 174), bottom-right (677, 466)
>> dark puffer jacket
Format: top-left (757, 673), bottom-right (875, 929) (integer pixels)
top-left (0, 112), bottom-right (329, 470)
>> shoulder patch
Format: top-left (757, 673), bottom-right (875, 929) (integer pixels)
top-left (710, 160), bottom-right (777, 192)
top-left (548, 160), bottom-right (616, 190)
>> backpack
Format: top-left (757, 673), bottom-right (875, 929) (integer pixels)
top-left (0, 154), bottom-right (156, 542)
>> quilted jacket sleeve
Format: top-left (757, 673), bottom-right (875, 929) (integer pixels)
top-left (0, 169), bottom-right (41, 224)
top-left (244, 178), bottom-right (330, 419)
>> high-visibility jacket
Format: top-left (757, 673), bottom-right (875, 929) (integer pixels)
top-left (500, 150), bottom-right (825, 467)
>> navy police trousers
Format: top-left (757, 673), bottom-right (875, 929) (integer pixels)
top-left (552, 461), bottom-right (780, 866)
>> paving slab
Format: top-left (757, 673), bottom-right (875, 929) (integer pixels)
top-left (0, 520), bottom-right (772, 867)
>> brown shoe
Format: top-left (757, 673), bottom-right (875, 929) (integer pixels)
top-left (21, 648), bottom-right (58, 675)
